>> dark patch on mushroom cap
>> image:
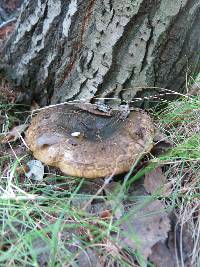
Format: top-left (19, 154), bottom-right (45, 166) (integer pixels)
top-left (26, 104), bottom-right (155, 178)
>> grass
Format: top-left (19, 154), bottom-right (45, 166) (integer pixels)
top-left (0, 91), bottom-right (200, 266)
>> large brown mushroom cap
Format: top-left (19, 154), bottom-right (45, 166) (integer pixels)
top-left (26, 104), bottom-right (154, 178)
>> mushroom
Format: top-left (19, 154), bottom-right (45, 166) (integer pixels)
top-left (26, 103), bottom-right (154, 178)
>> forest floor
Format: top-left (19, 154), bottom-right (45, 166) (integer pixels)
top-left (0, 2), bottom-right (200, 266)
top-left (0, 80), bottom-right (200, 267)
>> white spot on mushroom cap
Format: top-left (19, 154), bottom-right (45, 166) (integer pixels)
top-left (71, 132), bottom-right (81, 137)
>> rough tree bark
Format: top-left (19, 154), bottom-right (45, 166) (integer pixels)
top-left (0, 0), bottom-right (200, 107)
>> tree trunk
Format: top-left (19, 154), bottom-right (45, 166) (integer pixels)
top-left (1, 0), bottom-right (200, 107)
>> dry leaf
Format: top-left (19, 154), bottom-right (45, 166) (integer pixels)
top-left (144, 167), bottom-right (167, 194)
top-left (100, 210), bottom-right (112, 219)
top-left (152, 131), bottom-right (173, 156)
top-left (1, 124), bottom-right (29, 143)
top-left (16, 164), bottom-right (30, 175)
top-left (74, 102), bottom-right (112, 117)
top-left (76, 248), bottom-right (101, 267)
top-left (32, 237), bottom-right (50, 267)
top-left (149, 242), bottom-right (176, 267)
top-left (119, 200), bottom-right (171, 259)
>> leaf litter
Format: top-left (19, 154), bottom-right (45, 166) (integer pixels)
top-left (0, 100), bottom-right (198, 266)
top-left (119, 199), bottom-right (171, 260)
top-left (144, 166), bottom-right (170, 194)
top-left (0, 143), bottom-right (193, 266)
